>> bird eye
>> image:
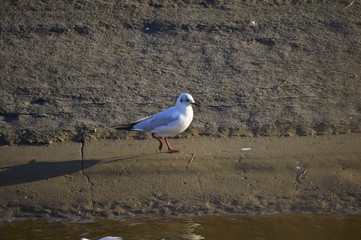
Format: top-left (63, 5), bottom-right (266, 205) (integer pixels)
top-left (186, 99), bottom-right (190, 102)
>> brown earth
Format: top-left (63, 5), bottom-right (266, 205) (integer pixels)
top-left (0, 0), bottom-right (360, 144)
top-left (1, 134), bottom-right (361, 220)
top-left (0, 0), bottom-right (361, 220)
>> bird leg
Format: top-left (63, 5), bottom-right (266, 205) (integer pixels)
top-left (164, 137), bottom-right (180, 153)
top-left (152, 133), bottom-right (163, 151)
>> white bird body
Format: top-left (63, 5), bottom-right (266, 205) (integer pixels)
top-left (132, 104), bottom-right (193, 137)
top-left (117, 93), bottom-right (198, 153)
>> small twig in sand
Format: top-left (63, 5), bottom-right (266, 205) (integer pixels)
top-left (275, 76), bottom-right (293, 90)
top-left (186, 154), bottom-right (195, 170)
top-left (342, 0), bottom-right (354, 10)
top-left (296, 168), bottom-right (308, 183)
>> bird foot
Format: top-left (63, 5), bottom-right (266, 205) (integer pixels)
top-left (167, 149), bottom-right (180, 153)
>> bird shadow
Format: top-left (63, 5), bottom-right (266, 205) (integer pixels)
top-left (0, 152), bottom-right (174, 187)
top-left (0, 159), bottom-right (100, 187)
top-left (96, 151), bottom-right (168, 165)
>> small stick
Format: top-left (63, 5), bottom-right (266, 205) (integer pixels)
top-left (300, 168), bottom-right (308, 179)
top-left (296, 168), bottom-right (308, 183)
top-left (342, 0), bottom-right (354, 10)
top-left (275, 76), bottom-right (293, 90)
top-left (186, 154), bottom-right (195, 170)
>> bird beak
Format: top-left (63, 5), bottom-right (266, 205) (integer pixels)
top-left (192, 102), bottom-right (200, 107)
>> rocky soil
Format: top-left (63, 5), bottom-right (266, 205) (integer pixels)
top-left (0, 0), bottom-right (360, 144)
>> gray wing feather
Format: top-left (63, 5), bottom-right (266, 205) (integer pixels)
top-left (132, 107), bottom-right (179, 132)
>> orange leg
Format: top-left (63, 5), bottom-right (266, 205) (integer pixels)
top-left (164, 137), bottom-right (180, 153)
top-left (152, 133), bottom-right (163, 151)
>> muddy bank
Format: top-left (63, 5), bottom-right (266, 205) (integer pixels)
top-left (1, 134), bottom-right (360, 220)
top-left (1, 1), bottom-right (361, 144)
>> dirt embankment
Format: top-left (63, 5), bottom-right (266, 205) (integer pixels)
top-left (0, 1), bottom-right (360, 145)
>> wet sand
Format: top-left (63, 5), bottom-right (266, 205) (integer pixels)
top-left (1, 134), bottom-right (360, 220)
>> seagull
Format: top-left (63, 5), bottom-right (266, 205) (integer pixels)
top-left (116, 93), bottom-right (198, 153)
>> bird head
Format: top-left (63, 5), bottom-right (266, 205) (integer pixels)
top-left (177, 93), bottom-right (199, 107)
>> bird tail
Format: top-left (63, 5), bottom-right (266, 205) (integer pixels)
top-left (115, 123), bottom-right (136, 131)
top-left (115, 116), bottom-right (150, 131)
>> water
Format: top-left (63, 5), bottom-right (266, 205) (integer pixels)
top-left (1, 214), bottom-right (361, 240)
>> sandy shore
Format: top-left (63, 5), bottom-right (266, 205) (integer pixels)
top-left (1, 134), bottom-right (360, 220)
top-left (0, 0), bottom-right (360, 221)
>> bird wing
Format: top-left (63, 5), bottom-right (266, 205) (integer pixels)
top-left (132, 106), bottom-right (180, 132)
